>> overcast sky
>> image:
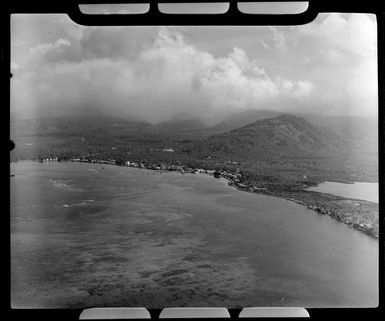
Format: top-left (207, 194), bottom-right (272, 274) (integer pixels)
top-left (11, 13), bottom-right (377, 124)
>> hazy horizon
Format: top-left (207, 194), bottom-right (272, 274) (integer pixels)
top-left (11, 13), bottom-right (378, 124)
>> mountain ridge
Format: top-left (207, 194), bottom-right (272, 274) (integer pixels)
top-left (194, 114), bottom-right (348, 162)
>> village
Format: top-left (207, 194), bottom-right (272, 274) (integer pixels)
top-left (54, 156), bottom-right (245, 185)
top-left (39, 154), bottom-right (262, 191)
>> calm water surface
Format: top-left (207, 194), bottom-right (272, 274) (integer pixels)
top-left (10, 161), bottom-right (378, 308)
top-left (306, 181), bottom-right (379, 203)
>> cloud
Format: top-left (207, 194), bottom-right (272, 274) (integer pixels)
top-left (259, 40), bottom-right (270, 50)
top-left (10, 13), bottom-right (377, 122)
top-left (12, 26), bottom-right (313, 123)
top-left (80, 27), bottom-right (156, 60)
top-left (296, 13), bottom-right (378, 116)
top-left (301, 13), bottom-right (376, 59)
top-left (268, 26), bottom-right (286, 51)
top-left (293, 80), bottom-right (313, 97)
top-left (29, 38), bottom-right (71, 56)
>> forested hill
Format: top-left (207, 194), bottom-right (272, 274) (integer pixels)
top-left (193, 114), bottom-right (347, 161)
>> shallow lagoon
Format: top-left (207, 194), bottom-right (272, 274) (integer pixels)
top-left (306, 181), bottom-right (379, 203)
top-left (10, 161), bottom-right (378, 308)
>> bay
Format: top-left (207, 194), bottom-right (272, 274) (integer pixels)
top-left (10, 161), bottom-right (378, 308)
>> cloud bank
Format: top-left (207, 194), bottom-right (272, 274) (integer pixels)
top-left (11, 13), bottom-right (377, 123)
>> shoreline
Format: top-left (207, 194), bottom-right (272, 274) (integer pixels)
top-left (11, 159), bottom-right (379, 239)
top-left (220, 175), bottom-right (378, 239)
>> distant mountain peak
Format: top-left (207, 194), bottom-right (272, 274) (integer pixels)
top-left (240, 113), bottom-right (315, 130)
top-left (211, 109), bottom-right (282, 133)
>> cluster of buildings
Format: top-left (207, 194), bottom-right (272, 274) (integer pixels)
top-left (39, 157), bottom-right (58, 162)
top-left (150, 148), bottom-right (175, 152)
top-left (125, 161), bottom-right (213, 175)
top-left (215, 170), bottom-right (270, 193)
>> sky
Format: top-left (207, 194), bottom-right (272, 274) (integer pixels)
top-left (10, 12), bottom-right (378, 124)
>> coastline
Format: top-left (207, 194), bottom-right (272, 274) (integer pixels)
top-left (221, 176), bottom-right (378, 239)
top-left (11, 159), bottom-right (379, 239)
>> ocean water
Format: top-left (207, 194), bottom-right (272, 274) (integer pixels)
top-left (10, 161), bottom-right (378, 308)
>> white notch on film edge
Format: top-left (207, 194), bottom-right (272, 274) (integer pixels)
top-left (239, 307), bottom-right (310, 318)
top-left (159, 307), bottom-right (230, 318)
top-left (79, 307), bottom-right (151, 319)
